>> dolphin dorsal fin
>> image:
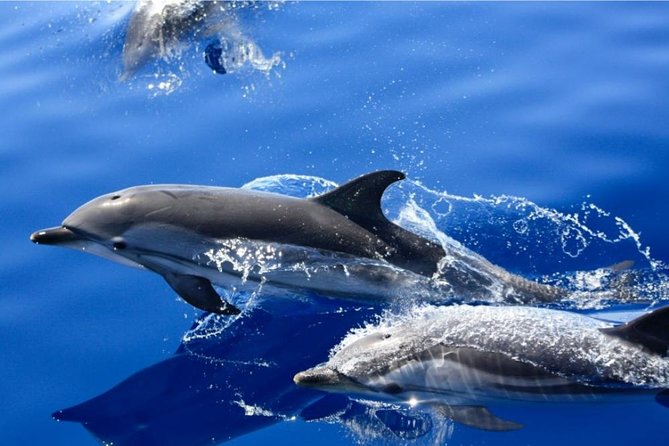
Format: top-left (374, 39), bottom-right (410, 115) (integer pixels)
top-left (312, 170), bottom-right (405, 223)
top-left (601, 306), bottom-right (669, 356)
top-left (312, 170), bottom-right (445, 276)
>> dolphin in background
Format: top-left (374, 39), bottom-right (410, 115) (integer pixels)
top-left (122, 0), bottom-right (212, 78)
top-left (294, 304), bottom-right (669, 431)
top-left (30, 170), bottom-right (564, 315)
top-left (121, 0), bottom-right (280, 79)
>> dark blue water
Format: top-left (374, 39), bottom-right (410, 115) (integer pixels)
top-left (2, 1), bottom-right (669, 445)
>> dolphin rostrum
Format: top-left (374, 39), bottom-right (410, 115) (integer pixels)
top-left (30, 171), bottom-right (562, 314)
top-left (294, 304), bottom-right (669, 431)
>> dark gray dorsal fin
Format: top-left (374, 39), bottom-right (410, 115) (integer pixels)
top-left (313, 170), bottom-right (445, 276)
top-left (162, 273), bottom-right (241, 315)
top-left (600, 306), bottom-right (669, 356)
top-left (313, 170), bottom-right (406, 222)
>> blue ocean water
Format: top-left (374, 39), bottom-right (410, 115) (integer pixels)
top-left (2, 1), bottom-right (669, 445)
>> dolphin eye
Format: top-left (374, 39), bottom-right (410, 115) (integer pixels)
top-left (383, 333), bottom-right (392, 339)
top-left (112, 237), bottom-right (127, 250)
top-left (111, 195), bottom-right (121, 200)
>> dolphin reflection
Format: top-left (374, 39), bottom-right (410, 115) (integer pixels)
top-left (52, 297), bottom-right (409, 445)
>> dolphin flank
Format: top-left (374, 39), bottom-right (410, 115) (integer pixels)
top-left (30, 170), bottom-right (563, 314)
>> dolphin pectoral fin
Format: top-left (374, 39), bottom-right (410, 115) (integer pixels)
top-left (162, 273), bottom-right (241, 315)
top-left (433, 404), bottom-right (522, 432)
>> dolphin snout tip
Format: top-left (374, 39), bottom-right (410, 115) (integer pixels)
top-left (293, 371), bottom-right (309, 385)
top-left (30, 227), bottom-right (76, 245)
top-left (293, 367), bottom-right (341, 388)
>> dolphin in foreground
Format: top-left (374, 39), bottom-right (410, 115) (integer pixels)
top-left (30, 170), bottom-right (562, 315)
top-left (294, 304), bottom-right (669, 431)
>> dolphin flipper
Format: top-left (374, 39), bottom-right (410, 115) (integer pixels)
top-left (162, 273), bottom-right (241, 315)
top-left (434, 404), bottom-right (523, 431)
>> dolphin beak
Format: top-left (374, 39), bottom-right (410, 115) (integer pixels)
top-left (30, 227), bottom-right (78, 245)
top-left (294, 367), bottom-right (357, 390)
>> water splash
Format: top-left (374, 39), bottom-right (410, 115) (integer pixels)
top-left (233, 399), bottom-right (279, 418)
top-left (388, 180), bottom-right (659, 271)
top-left (242, 173), bottom-right (337, 197)
top-left (204, 33), bottom-right (283, 76)
top-left (313, 399), bottom-right (442, 445)
top-left (383, 179), bottom-right (668, 308)
top-left (146, 72), bottom-right (183, 96)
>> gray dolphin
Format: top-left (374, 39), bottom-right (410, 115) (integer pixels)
top-left (294, 304), bottom-right (669, 431)
top-left (30, 171), bottom-right (562, 314)
top-left (122, 0), bottom-right (222, 79)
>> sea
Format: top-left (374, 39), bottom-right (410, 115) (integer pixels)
top-left (2, 1), bottom-right (669, 445)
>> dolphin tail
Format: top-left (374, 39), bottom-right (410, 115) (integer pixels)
top-left (162, 273), bottom-right (241, 315)
top-left (433, 404), bottom-right (523, 431)
top-left (600, 305), bottom-right (669, 355)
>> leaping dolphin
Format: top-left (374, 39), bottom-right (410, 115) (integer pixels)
top-left (30, 171), bottom-right (562, 314)
top-left (294, 304), bottom-right (669, 431)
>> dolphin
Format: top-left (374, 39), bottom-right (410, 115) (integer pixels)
top-left (294, 304), bottom-right (669, 431)
top-left (122, 0), bottom-right (205, 78)
top-left (122, 0), bottom-right (239, 79)
top-left (30, 170), bottom-right (563, 315)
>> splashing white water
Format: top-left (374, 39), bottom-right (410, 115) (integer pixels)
top-left (392, 179), bottom-right (658, 270)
